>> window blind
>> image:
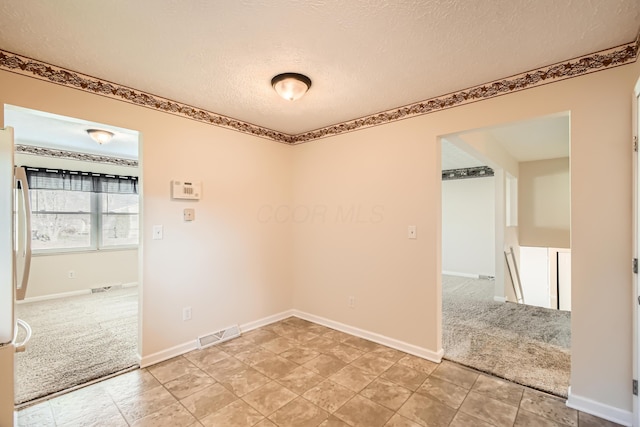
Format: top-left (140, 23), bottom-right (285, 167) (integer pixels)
top-left (24, 166), bottom-right (138, 194)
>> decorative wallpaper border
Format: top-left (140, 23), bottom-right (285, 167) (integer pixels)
top-left (0, 51), bottom-right (294, 144)
top-left (0, 31), bottom-right (638, 145)
top-left (16, 144), bottom-right (138, 167)
top-left (442, 166), bottom-right (494, 181)
top-left (294, 39), bottom-right (639, 143)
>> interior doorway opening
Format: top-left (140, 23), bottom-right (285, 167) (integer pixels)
top-left (5, 105), bottom-right (141, 406)
top-left (440, 112), bottom-right (571, 397)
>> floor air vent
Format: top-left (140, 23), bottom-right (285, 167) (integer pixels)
top-left (91, 285), bottom-right (123, 293)
top-left (198, 325), bottom-right (241, 349)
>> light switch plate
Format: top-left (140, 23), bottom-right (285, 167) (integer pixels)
top-left (408, 225), bottom-right (417, 239)
top-left (152, 225), bottom-right (163, 240)
top-left (184, 208), bottom-right (195, 221)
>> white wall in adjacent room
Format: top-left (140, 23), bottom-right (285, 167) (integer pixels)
top-left (14, 153), bottom-right (138, 177)
top-left (448, 132), bottom-right (520, 302)
top-left (519, 245), bottom-right (551, 308)
top-left (442, 176), bottom-right (495, 277)
top-left (27, 249), bottom-right (138, 298)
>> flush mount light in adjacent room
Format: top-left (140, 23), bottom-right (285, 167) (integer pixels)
top-left (87, 129), bottom-right (114, 145)
top-left (271, 73), bottom-right (312, 101)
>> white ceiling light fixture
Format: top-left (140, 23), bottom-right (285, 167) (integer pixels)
top-left (271, 73), bottom-right (312, 101)
top-left (86, 129), bottom-right (114, 145)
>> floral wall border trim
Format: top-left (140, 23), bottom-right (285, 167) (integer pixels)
top-left (16, 144), bottom-right (138, 168)
top-left (442, 166), bottom-right (494, 181)
top-left (0, 31), bottom-right (638, 145)
top-left (0, 50), bottom-right (293, 144)
top-left (294, 38), bottom-right (638, 144)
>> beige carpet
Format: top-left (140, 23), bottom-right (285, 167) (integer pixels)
top-left (14, 287), bottom-right (139, 405)
top-left (442, 275), bottom-right (571, 397)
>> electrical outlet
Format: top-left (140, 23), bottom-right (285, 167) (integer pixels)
top-left (348, 296), bottom-right (356, 309)
top-left (182, 306), bottom-right (192, 321)
top-left (68, 270), bottom-right (75, 279)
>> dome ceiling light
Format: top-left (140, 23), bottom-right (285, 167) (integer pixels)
top-left (271, 73), bottom-right (312, 101)
top-left (86, 129), bottom-right (114, 145)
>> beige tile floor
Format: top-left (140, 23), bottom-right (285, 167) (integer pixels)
top-left (17, 317), bottom-right (620, 427)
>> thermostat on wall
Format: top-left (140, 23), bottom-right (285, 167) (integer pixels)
top-left (171, 180), bottom-right (202, 200)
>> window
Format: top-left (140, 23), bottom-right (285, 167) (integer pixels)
top-left (30, 189), bottom-right (93, 251)
top-left (101, 193), bottom-right (139, 247)
top-left (25, 167), bottom-right (138, 253)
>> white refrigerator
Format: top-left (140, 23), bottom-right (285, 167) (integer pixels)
top-left (1, 127), bottom-right (33, 427)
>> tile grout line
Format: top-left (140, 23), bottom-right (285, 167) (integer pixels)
top-left (19, 316), bottom-right (596, 427)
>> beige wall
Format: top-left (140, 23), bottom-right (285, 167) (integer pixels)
top-left (292, 121), bottom-right (442, 351)
top-left (0, 71), bottom-right (293, 358)
top-left (292, 62), bottom-right (639, 412)
top-left (1, 57), bottom-right (639, 415)
top-left (519, 157), bottom-right (570, 248)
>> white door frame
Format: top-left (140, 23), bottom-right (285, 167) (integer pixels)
top-left (632, 76), bottom-right (640, 427)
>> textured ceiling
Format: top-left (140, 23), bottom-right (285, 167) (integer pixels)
top-left (441, 140), bottom-right (486, 170)
top-left (486, 114), bottom-right (570, 162)
top-left (442, 114), bottom-right (569, 170)
top-left (0, 1), bottom-right (638, 136)
top-left (6, 105), bottom-right (139, 160)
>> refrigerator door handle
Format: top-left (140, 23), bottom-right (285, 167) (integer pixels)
top-left (14, 319), bottom-right (31, 353)
top-left (14, 166), bottom-right (31, 301)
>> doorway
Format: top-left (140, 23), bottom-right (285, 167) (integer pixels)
top-left (440, 112), bottom-right (571, 397)
top-left (5, 105), bottom-right (141, 406)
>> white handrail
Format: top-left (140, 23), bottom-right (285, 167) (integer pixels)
top-left (504, 246), bottom-right (525, 304)
top-left (14, 318), bottom-right (32, 353)
top-left (14, 166), bottom-right (31, 301)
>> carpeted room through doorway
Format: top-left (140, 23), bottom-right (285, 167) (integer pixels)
top-left (14, 286), bottom-right (139, 405)
top-left (442, 275), bottom-right (571, 397)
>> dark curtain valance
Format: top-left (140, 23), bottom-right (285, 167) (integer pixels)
top-left (24, 166), bottom-right (138, 194)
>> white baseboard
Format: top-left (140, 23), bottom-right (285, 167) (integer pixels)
top-left (18, 283), bottom-right (138, 304)
top-left (442, 271), bottom-right (479, 279)
top-left (291, 310), bottom-right (443, 363)
top-left (17, 289), bottom-right (91, 304)
top-left (240, 310), bottom-right (295, 333)
top-left (134, 307), bottom-right (635, 427)
top-left (140, 309), bottom-right (443, 368)
top-left (566, 386), bottom-right (632, 426)
top-left (139, 310), bottom-right (295, 368)
top-left (140, 340), bottom-right (198, 368)
top-left (493, 296), bottom-right (506, 303)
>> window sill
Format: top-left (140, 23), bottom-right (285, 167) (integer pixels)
top-left (32, 246), bottom-right (138, 257)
